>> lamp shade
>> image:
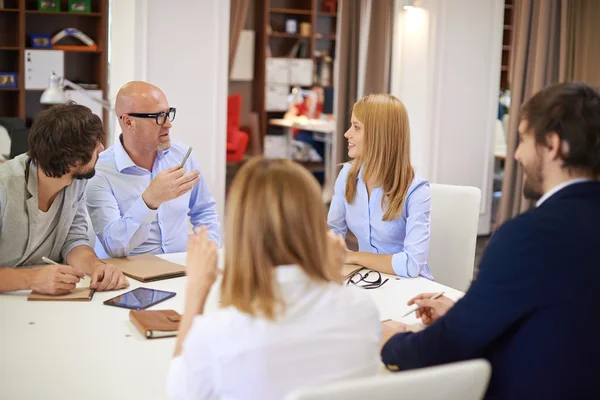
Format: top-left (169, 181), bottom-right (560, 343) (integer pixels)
top-left (40, 73), bottom-right (67, 105)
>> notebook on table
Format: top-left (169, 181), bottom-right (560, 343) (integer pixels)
top-left (129, 309), bottom-right (181, 339)
top-left (28, 276), bottom-right (95, 301)
top-left (28, 288), bottom-right (95, 301)
top-left (102, 254), bottom-right (186, 282)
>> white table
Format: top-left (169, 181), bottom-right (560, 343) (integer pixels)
top-left (268, 118), bottom-right (336, 203)
top-left (0, 252), bottom-right (463, 400)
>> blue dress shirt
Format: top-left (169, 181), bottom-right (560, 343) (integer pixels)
top-left (86, 136), bottom-right (220, 257)
top-left (328, 164), bottom-right (433, 279)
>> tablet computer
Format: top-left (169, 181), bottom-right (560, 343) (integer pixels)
top-left (103, 287), bottom-right (176, 310)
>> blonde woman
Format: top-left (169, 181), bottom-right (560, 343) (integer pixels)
top-left (167, 158), bottom-right (381, 400)
top-left (328, 94), bottom-right (433, 279)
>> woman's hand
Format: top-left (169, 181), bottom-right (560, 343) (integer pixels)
top-left (186, 226), bottom-right (219, 289)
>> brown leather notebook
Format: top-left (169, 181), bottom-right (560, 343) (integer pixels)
top-left (130, 309), bottom-right (181, 339)
top-left (102, 254), bottom-right (186, 282)
top-left (28, 288), bottom-right (95, 302)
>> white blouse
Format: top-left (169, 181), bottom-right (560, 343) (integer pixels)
top-left (167, 265), bottom-right (381, 400)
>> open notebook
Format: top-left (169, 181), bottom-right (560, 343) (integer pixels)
top-left (28, 276), bottom-right (95, 301)
top-left (102, 254), bottom-right (186, 282)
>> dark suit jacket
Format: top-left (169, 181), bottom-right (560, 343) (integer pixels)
top-left (381, 181), bottom-right (600, 400)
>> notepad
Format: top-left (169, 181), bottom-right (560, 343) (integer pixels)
top-left (102, 254), bottom-right (186, 282)
top-left (28, 276), bottom-right (95, 301)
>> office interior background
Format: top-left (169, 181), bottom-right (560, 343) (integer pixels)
top-left (1, 0), bottom-right (599, 252)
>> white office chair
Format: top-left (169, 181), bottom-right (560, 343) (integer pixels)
top-left (428, 183), bottom-right (482, 291)
top-left (284, 359), bottom-right (491, 400)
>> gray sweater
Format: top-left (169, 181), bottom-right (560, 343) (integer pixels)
top-left (0, 154), bottom-right (91, 267)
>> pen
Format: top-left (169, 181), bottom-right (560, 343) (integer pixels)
top-left (401, 291), bottom-right (445, 317)
top-left (42, 256), bottom-right (59, 265)
top-left (180, 147), bottom-right (193, 168)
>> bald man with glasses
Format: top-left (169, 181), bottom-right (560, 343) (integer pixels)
top-left (86, 81), bottom-right (220, 258)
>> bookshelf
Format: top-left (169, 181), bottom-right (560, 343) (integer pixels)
top-left (500, 0), bottom-right (513, 91)
top-left (253, 0), bottom-right (338, 142)
top-left (0, 0), bottom-right (108, 140)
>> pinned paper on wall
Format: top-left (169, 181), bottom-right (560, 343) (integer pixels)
top-left (25, 49), bottom-right (64, 90)
top-left (266, 58), bottom-right (290, 85)
top-left (265, 84), bottom-right (289, 112)
top-left (289, 59), bottom-right (313, 86)
top-left (231, 30), bottom-right (255, 81)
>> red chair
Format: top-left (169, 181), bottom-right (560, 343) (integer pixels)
top-left (227, 93), bottom-right (249, 163)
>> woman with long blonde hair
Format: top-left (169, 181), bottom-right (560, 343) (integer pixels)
top-left (168, 157), bottom-right (380, 400)
top-left (328, 94), bottom-right (433, 279)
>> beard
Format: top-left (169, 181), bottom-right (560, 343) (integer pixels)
top-left (158, 140), bottom-right (171, 151)
top-left (72, 168), bottom-right (96, 180)
top-left (521, 158), bottom-right (543, 200)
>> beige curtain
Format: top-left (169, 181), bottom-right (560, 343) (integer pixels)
top-left (229, 0), bottom-right (249, 76)
top-left (565, 0), bottom-right (600, 85)
top-left (496, 0), bottom-right (569, 225)
top-left (333, 0), bottom-right (394, 166)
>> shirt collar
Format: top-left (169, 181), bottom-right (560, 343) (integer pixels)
top-left (114, 134), bottom-right (136, 172)
top-left (26, 159), bottom-right (38, 197)
top-left (536, 178), bottom-right (593, 207)
top-left (274, 265), bottom-right (313, 285)
top-left (114, 134), bottom-right (171, 172)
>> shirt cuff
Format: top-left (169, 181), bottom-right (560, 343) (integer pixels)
top-left (61, 240), bottom-right (91, 262)
top-left (127, 195), bottom-right (158, 225)
top-left (391, 252), bottom-right (414, 278)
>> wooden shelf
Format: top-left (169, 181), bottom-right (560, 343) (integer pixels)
top-left (503, 25), bottom-right (512, 30)
top-left (269, 8), bottom-right (312, 15)
top-left (501, 66), bottom-right (509, 71)
top-left (505, 5), bottom-right (513, 9)
top-left (25, 47), bottom-right (102, 53)
top-left (502, 45), bottom-right (511, 51)
top-left (317, 12), bottom-right (337, 17)
top-left (25, 10), bottom-right (102, 17)
top-left (0, 0), bottom-right (109, 145)
top-left (314, 34), bottom-right (336, 40)
top-left (269, 32), bottom-right (310, 39)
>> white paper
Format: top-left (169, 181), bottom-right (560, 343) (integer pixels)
top-left (266, 57), bottom-right (290, 85)
top-left (25, 50), bottom-right (64, 90)
top-left (289, 59), bottom-right (313, 86)
top-left (265, 84), bottom-right (289, 112)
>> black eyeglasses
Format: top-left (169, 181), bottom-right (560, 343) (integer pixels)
top-left (346, 268), bottom-right (389, 290)
top-left (120, 107), bottom-right (176, 125)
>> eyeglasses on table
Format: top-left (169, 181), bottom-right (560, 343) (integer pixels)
top-left (346, 268), bottom-right (389, 289)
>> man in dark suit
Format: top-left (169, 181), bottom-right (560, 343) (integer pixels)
top-left (380, 82), bottom-right (600, 400)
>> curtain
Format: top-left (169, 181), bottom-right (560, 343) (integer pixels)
top-left (333, 0), bottom-right (394, 168)
top-left (565, 0), bottom-right (600, 86)
top-left (229, 0), bottom-right (249, 76)
top-left (495, 0), bottom-right (569, 225)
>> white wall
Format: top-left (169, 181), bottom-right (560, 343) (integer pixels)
top-left (108, 0), bottom-right (230, 227)
top-left (391, 0), bottom-right (504, 235)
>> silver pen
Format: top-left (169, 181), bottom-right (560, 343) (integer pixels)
top-left (402, 291), bottom-right (445, 317)
top-left (42, 256), bottom-right (60, 265)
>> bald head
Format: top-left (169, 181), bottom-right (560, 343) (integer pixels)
top-left (116, 81), bottom-right (173, 153)
top-left (115, 81), bottom-right (167, 117)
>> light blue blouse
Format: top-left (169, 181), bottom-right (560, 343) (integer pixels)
top-left (328, 164), bottom-right (433, 279)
